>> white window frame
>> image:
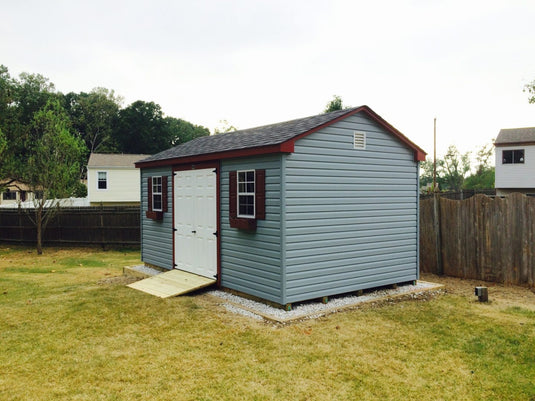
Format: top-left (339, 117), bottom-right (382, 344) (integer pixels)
top-left (237, 169), bottom-right (255, 218)
top-left (353, 131), bottom-right (366, 150)
top-left (97, 171), bottom-right (108, 190)
top-left (152, 176), bottom-right (163, 212)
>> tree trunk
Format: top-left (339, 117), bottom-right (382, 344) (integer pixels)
top-left (36, 206), bottom-right (43, 255)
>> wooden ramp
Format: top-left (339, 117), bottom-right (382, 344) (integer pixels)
top-left (127, 269), bottom-right (216, 298)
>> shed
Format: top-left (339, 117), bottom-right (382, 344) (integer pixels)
top-left (135, 105), bottom-right (426, 306)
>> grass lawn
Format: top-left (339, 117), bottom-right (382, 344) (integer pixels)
top-left (1, 245), bottom-right (534, 401)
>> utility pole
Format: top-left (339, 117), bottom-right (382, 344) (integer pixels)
top-left (433, 117), bottom-right (437, 192)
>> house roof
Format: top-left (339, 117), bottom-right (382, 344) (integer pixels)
top-left (88, 153), bottom-right (151, 168)
top-left (136, 105), bottom-right (426, 168)
top-left (495, 127), bottom-right (535, 146)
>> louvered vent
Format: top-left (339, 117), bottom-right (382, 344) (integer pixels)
top-left (353, 131), bottom-right (366, 149)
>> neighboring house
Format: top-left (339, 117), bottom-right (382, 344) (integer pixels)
top-left (87, 153), bottom-right (151, 206)
top-left (135, 106), bottom-right (426, 306)
top-left (494, 127), bottom-right (535, 196)
top-left (0, 181), bottom-right (36, 206)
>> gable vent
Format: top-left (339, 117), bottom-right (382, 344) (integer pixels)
top-left (353, 131), bottom-right (366, 149)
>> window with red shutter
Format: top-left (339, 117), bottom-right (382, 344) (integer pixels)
top-left (229, 169), bottom-right (265, 230)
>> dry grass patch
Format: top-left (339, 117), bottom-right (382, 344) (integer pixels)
top-left (1, 245), bottom-right (534, 400)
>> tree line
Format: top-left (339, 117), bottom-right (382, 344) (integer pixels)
top-left (0, 64), bottom-right (209, 184)
top-left (0, 64), bottom-right (209, 253)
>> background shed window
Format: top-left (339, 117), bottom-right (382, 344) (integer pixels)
top-left (237, 170), bottom-right (255, 218)
top-left (152, 176), bottom-right (163, 211)
top-left (502, 149), bottom-right (524, 164)
top-left (97, 171), bottom-right (107, 189)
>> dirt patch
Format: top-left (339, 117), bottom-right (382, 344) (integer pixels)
top-left (421, 273), bottom-right (535, 310)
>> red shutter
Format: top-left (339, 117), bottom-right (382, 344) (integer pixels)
top-left (162, 175), bottom-right (168, 212)
top-left (255, 169), bottom-right (265, 220)
top-left (147, 177), bottom-right (153, 212)
top-left (229, 171), bottom-right (237, 219)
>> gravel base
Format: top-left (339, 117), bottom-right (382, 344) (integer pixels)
top-left (208, 281), bottom-right (443, 323)
top-left (128, 264), bottom-right (162, 276)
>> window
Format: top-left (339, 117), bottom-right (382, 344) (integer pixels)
top-left (237, 170), bottom-right (255, 218)
top-left (2, 191), bottom-right (16, 200)
top-left (97, 171), bottom-right (107, 189)
top-left (353, 131), bottom-right (366, 149)
top-left (503, 149), bottom-right (524, 164)
top-left (152, 176), bottom-right (163, 212)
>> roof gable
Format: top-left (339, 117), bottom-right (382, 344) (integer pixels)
top-left (136, 106), bottom-right (426, 168)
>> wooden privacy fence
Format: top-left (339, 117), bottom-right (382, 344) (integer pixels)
top-left (0, 206), bottom-right (140, 246)
top-left (420, 193), bottom-right (535, 286)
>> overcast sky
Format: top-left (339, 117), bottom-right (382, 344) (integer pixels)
top-left (3, 0), bottom-right (535, 159)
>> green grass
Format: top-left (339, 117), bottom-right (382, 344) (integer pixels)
top-left (1, 245), bottom-right (534, 400)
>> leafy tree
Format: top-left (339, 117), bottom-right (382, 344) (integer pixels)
top-left (23, 99), bottom-right (87, 254)
top-left (441, 145), bottom-right (471, 191)
top-left (463, 143), bottom-right (495, 190)
top-left (419, 159), bottom-right (446, 192)
top-left (524, 80), bottom-right (535, 104)
top-left (166, 116), bottom-right (209, 145)
top-left (213, 119), bottom-right (237, 134)
top-left (63, 88), bottom-right (122, 153)
top-left (115, 100), bottom-right (170, 154)
top-left (324, 95), bottom-right (345, 113)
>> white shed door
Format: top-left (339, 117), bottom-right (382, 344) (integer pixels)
top-left (174, 168), bottom-right (217, 279)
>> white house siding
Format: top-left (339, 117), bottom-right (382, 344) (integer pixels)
top-left (495, 145), bottom-right (535, 193)
top-left (88, 167), bottom-right (142, 204)
top-left (140, 167), bottom-right (173, 269)
top-left (220, 155), bottom-right (283, 303)
top-left (282, 114), bottom-right (419, 304)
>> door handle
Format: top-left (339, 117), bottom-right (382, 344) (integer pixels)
top-left (191, 230), bottom-right (196, 234)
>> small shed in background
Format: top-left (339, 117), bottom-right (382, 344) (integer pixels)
top-left (135, 106), bottom-right (426, 306)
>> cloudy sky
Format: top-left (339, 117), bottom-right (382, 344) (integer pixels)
top-left (3, 0), bottom-right (535, 159)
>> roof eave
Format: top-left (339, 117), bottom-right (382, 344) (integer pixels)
top-left (135, 142), bottom-right (294, 169)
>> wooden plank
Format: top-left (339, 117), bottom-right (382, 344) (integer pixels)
top-left (127, 269), bottom-right (216, 298)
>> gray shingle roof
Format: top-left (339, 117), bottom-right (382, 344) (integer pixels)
top-left (496, 127), bottom-right (535, 145)
top-left (88, 153), bottom-right (151, 168)
top-left (137, 107), bottom-right (362, 164)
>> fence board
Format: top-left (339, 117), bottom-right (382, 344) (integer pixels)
top-left (420, 194), bottom-right (535, 286)
top-left (0, 207), bottom-right (140, 247)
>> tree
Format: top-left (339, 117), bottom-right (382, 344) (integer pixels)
top-left (524, 80), bottom-right (535, 104)
top-left (463, 143), bottom-right (495, 189)
top-left (23, 99), bottom-right (87, 254)
top-left (213, 119), bottom-right (237, 134)
top-left (63, 88), bottom-right (122, 153)
top-left (441, 145), bottom-right (471, 191)
top-left (324, 95), bottom-right (345, 113)
top-left (115, 100), bottom-right (170, 154)
top-left (165, 116), bottom-right (209, 145)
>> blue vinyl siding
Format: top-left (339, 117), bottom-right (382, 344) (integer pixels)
top-left (140, 167), bottom-right (173, 270)
top-left (282, 113), bottom-right (419, 303)
top-left (221, 155), bottom-right (283, 303)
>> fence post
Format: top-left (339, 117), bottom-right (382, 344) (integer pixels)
top-left (433, 193), bottom-right (444, 275)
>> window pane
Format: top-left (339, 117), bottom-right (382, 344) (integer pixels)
top-left (98, 172), bottom-right (106, 179)
top-left (238, 183), bottom-right (246, 192)
top-left (246, 171), bottom-right (255, 181)
top-left (246, 182), bottom-right (254, 192)
top-left (514, 149), bottom-right (525, 163)
top-left (153, 194), bottom-right (162, 211)
top-left (238, 172), bottom-right (246, 182)
top-left (238, 195), bottom-right (254, 216)
top-left (503, 150), bottom-right (512, 164)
